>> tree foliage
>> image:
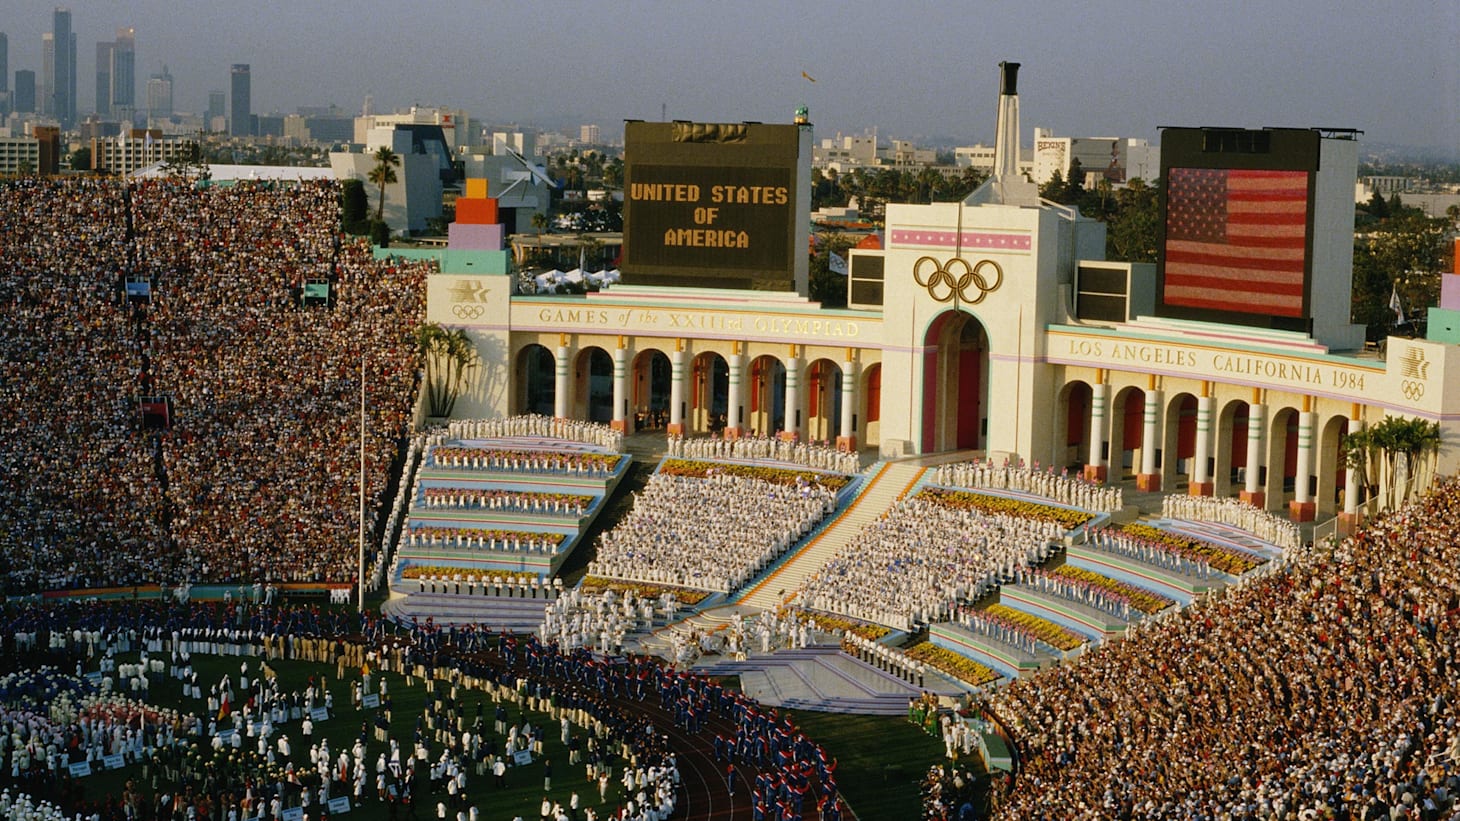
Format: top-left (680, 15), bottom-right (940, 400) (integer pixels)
top-left (1352, 207), bottom-right (1448, 340)
top-left (339, 179), bottom-right (369, 235)
top-left (1341, 415), bottom-right (1441, 511)
top-left (367, 146), bottom-right (400, 224)
top-left (416, 323), bottom-right (480, 418)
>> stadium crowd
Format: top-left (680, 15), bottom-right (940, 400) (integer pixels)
top-left (797, 494), bottom-right (1060, 631)
top-left (0, 177), bottom-right (429, 590)
top-left (587, 471), bottom-right (837, 594)
top-left (986, 479), bottom-right (1460, 820)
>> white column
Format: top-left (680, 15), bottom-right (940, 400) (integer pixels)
top-left (553, 344), bottom-right (570, 420)
top-left (726, 353), bottom-right (745, 435)
top-left (668, 348), bottom-right (686, 433)
top-left (783, 355), bottom-right (802, 438)
top-left (611, 346), bottom-right (628, 431)
top-left (1087, 382), bottom-right (1107, 480)
top-left (1294, 410), bottom-right (1316, 505)
top-left (1244, 403), bottom-right (1266, 499)
top-left (1192, 395), bottom-right (1214, 489)
top-left (1139, 389), bottom-right (1162, 477)
top-left (839, 360), bottom-right (857, 441)
top-left (1344, 417), bottom-right (1363, 516)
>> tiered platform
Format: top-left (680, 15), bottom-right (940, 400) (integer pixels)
top-left (395, 436), bottom-right (630, 579)
top-left (692, 647), bottom-right (968, 716)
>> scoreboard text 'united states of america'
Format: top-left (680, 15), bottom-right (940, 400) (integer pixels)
top-left (1163, 168), bottom-right (1310, 318)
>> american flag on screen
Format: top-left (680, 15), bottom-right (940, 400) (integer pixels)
top-left (1163, 168), bottom-right (1310, 317)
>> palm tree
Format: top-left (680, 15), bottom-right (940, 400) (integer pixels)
top-left (367, 146), bottom-right (401, 224)
top-left (416, 322), bottom-right (479, 418)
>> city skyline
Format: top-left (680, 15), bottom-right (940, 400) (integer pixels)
top-left (1, 0), bottom-right (1456, 152)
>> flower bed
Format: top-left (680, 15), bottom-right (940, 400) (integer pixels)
top-left (434, 447), bottom-right (623, 473)
top-left (795, 610), bottom-right (891, 641)
top-left (579, 576), bottom-right (713, 606)
top-left (982, 603), bottom-right (1086, 652)
top-left (658, 459), bottom-right (852, 490)
top-left (915, 487), bottom-right (1095, 530)
top-left (1050, 564), bottom-right (1175, 615)
top-left (421, 487), bottom-right (594, 514)
top-left (1120, 523), bottom-right (1265, 576)
top-left (407, 526), bottom-right (566, 549)
top-left (905, 642), bottom-right (1001, 688)
top-left (401, 566), bottom-right (537, 583)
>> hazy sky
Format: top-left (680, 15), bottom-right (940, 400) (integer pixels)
top-left (6, 0), bottom-right (1457, 151)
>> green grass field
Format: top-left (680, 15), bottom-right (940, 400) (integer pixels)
top-left (68, 650), bottom-right (627, 820)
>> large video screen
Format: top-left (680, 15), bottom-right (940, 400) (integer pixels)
top-left (1157, 128), bottom-right (1319, 326)
top-left (623, 121), bottom-right (800, 291)
top-left (1163, 167), bottom-right (1310, 317)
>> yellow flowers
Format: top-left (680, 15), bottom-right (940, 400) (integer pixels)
top-left (579, 576), bottom-right (712, 606)
top-left (659, 459), bottom-right (852, 490)
top-left (983, 603), bottom-right (1085, 652)
top-left (1120, 523), bottom-right (1266, 576)
top-left (401, 566), bottom-right (533, 583)
top-left (916, 487), bottom-right (1096, 530)
top-left (795, 611), bottom-right (891, 641)
top-left (434, 447), bottom-right (624, 472)
top-left (408, 526), bottom-right (566, 548)
top-left (905, 642), bottom-right (1000, 687)
top-left (1051, 564), bottom-right (1175, 615)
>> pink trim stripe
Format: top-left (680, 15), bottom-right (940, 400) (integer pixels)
top-left (890, 229), bottom-right (1032, 251)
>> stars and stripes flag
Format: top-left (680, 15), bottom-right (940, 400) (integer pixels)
top-left (1162, 168), bottom-right (1310, 318)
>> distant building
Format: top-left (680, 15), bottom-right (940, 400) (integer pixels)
top-left (145, 64), bottom-right (172, 122)
top-left (94, 41), bottom-right (113, 116)
top-left (0, 134), bottom-right (41, 175)
top-left (356, 106), bottom-right (473, 154)
top-left (230, 63), bottom-right (251, 137)
top-left (1029, 129), bottom-right (1159, 186)
top-left (329, 124), bottom-right (444, 235)
top-left (50, 8), bottom-right (76, 128)
top-left (579, 123), bottom-right (600, 144)
top-left (207, 90), bottom-right (224, 124)
top-left (91, 128), bottom-right (193, 175)
top-left (14, 70), bottom-right (35, 113)
top-left (111, 28), bottom-right (136, 122)
top-left (0, 32), bottom-right (7, 93)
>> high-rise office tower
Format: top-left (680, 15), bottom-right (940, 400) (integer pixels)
top-left (146, 64), bottom-right (172, 121)
top-left (95, 41), bottom-right (112, 116)
top-left (112, 28), bottom-right (135, 119)
top-left (207, 89), bottom-right (225, 121)
top-left (15, 69), bottom-right (35, 113)
top-left (0, 32), bottom-right (8, 92)
top-left (230, 63), bottom-right (250, 137)
top-left (51, 7), bottom-right (75, 128)
top-left (41, 32), bottom-right (53, 116)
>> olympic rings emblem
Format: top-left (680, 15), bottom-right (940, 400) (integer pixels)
top-left (912, 256), bottom-right (1003, 306)
top-left (1402, 380), bottom-right (1425, 401)
top-left (451, 304), bottom-right (486, 320)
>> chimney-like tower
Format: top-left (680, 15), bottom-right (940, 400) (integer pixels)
top-left (966, 61), bottom-right (1040, 207)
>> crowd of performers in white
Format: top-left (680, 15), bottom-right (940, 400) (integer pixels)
top-left (586, 472), bottom-right (837, 594)
top-left (666, 435), bottom-right (862, 475)
top-left (796, 494), bottom-right (1061, 632)
top-left (539, 587), bottom-right (680, 656)
top-left (433, 416), bottom-right (625, 453)
top-left (1162, 493), bottom-right (1303, 551)
top-left (418, 487), bottom-right (593, 517)
top-left (932, 459), bottom-right (1123, 513)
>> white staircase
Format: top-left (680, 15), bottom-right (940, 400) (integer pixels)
top-left (738, 460), bottom-right (929, 609)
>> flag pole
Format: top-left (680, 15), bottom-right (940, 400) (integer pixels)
top-left (358, 354), bottom-right (366, 614)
